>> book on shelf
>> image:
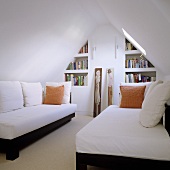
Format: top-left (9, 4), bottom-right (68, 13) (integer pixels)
top-left (125, 39), bottom-right (137, 51)
top-left (125, 73), bottom-right (152, 83)
top-left (126, 43), bottom-right (133, 50)
top-left (65, 74), bottom-right (88, 86)
top-left (125, 58), bottom-right (149, 68)
top-left (78, 41), bottom-right (88, 54)
top-left (70, 74), bottom-right (74, 86)
top-left (84, 74), bottom-right (88, 86)
top-left (67, 59), bottom-right (88, 70)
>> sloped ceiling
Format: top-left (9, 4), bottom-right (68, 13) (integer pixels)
top-left (0, 0), bottom-right (170, 83)
top-left (97, 0), bottom-right (170, 77)
top-left (0, 0), bottom-right (108, 83)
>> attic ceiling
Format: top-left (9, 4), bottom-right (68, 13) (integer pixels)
top-left (0, 0), bottom-right (170, 82)
top-left (96, 0), bottom-right (170, 76)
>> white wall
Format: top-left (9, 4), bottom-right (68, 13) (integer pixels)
top-left (73, 24), bottom-right (165, 116)
top-left (89, 24), bottom-right (125, 111)
top-left (73, 24), bottom-right (124, 116)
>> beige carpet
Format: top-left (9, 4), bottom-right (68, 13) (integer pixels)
top-left (0, 115), bottom-right (109, 170)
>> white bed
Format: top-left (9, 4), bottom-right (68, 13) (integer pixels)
top-left (0, 104), bottom-right (77, 139)
top-left (0, 104), bottom-right (77, 160)
top-left (76, 105), bottom-right (170, 169)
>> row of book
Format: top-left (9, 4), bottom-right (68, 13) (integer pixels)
top-left (125, 42), bottom-right (135, 51)
top-left (125, 58), bottom-right (149, 68)
top-left (79, 42), bottom-right (88, 54)
top-left (67, 60), bottom-right (88, 70)
top-left (125, 73), bottom-right (156, 83)
top-left (66, 74), bottom-right (88, 86)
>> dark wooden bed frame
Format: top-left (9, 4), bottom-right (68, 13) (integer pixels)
top-left (0, 113), bottom-right (75, 161)
top-left (76, 104), bottom-right (170, 169)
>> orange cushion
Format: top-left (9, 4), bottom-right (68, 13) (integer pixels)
top-left (44, 85), bottom-right (64, 105)
top-left (120, 85), bottom-right (146, 108)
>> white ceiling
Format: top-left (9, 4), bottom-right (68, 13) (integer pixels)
top-left (95, 0), bottom-right (170, 76)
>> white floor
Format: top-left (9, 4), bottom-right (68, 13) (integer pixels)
top-left (0, 115), bottom-right (110, 170)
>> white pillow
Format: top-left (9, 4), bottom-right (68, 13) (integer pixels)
top-left (143, 80), bottom-right (163, 100)
top-left (0, 81), bottom-right (24, 113)
top-left (21, 82), bottom-right (43, 107)
top-left (139, 81), bottom-right (170, 128)
top-left (45, 81), bottom-right (71, 104)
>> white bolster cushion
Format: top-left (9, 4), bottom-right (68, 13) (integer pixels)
top-left (140, 81), bottom-right (170, 127)
top-left (21, 82), bottom-right (43, 107)
top-left (0, 81), bottom-right (24, 113)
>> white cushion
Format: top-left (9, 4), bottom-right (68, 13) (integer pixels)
top-left (143, 80), bottom-right (163, 100)
top-left (21, 82), bottom-right (43, 107)
top-left (46, 81), bottom-right (71, 104)
top-left (0, 81), bottom-right (24, 113)
top-left (139, 81), bottom-right (170, 128)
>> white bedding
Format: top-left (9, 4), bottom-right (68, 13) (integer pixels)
top-left (76, 105), bottom-right (170, 161)
top-left (0, 104), bottom-right (77, 139)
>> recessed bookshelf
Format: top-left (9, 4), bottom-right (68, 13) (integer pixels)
top-left (64, 41), bottom-right (89, 86)
top-left (124, 39), bottom-right (156, 83)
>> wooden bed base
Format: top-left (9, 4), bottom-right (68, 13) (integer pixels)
top-left (76, 152), bottom-right (170, 169)
top-left (0, 113), bottom-right (75, 160)
top-left (76, 104), bottom-right (170, 170)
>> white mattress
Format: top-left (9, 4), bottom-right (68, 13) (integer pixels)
top-left (76, 105), bottom-right (170, 161)
top-left (0, 104), bottom-right (77, 139)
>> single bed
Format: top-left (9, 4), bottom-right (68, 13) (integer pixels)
top-left (76, 105), bottom-right (170, 169)
top-left (0, 104), bottom-right (76, 160)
